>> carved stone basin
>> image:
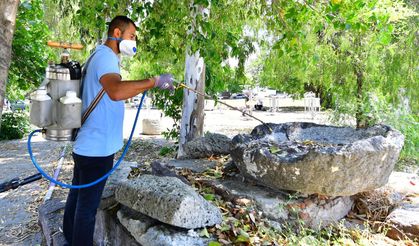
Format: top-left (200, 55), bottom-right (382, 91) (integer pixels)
top-left (231, 123), bottom-right (404, 196)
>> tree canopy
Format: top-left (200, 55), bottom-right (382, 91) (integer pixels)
top-left (6, 0), bottom-right (418, 157)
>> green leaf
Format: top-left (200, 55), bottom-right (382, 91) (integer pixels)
top-left (203, 193), bottom-right (215, 201)
top-left (270, 146), bottom-right (281, 154)
top-left (235, 235), bottom-right (250, 243)
top-left (208, 242), bottom-right (221, 246)
top-left (200, 228), bottom-right (210, 238)
top-left (379, 32), bottom-right (392, 45)
top-left (219, 224), bottom-right (231, 232)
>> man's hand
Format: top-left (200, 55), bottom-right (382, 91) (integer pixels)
top-left (153, 74), bottom-right (174, 91)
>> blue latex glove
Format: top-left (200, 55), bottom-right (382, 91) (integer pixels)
top-left (153, 74), bottom-right (174, 91)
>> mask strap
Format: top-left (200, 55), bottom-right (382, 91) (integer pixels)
top-left (107, 37), bottom-right (122, 42)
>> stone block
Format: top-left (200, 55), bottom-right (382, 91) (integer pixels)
top-left (386, 196), bottom-right (419, 241)
top-left (183, 133), bottom-right (232, 159)
top-left (166, 159), bottom-right (217, 173)
top-left (115, 174), bottom-right (222, 229)
top-left (213, 176), bottom-right (353, 229)
top-left (38, 199), bottom-right (66, 246)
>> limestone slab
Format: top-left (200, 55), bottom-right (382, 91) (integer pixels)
top-left (167, 159), bottom-right (217, 173)
top-left (138, 225), bottom-right (211, 246)
top-left (386, 197), bottom-right (419, 241)
top-left (214, 176), bottom-right (352, 229)
top-left (117, 206), bottom-right (210, 246)
top-left (38, 199), bottom-right (66, 246)
top-left (115, 174), bottom-right (222, 229)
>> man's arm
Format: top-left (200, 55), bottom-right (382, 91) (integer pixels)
top-left (100, 73), bottom-right (155, 101)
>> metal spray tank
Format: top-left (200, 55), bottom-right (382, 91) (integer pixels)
top-left (30, 41), bottom-right (83, 141)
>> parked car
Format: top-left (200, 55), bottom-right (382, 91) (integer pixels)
top-left (10, 100), bottom-right (27, 111)
top-left (230, 93), bottom-right (248, 100)
top-left (218, 92), bottom-right (231, 99)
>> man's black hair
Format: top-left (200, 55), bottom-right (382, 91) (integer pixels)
top-left (107, 16), bottom-right (136, 36)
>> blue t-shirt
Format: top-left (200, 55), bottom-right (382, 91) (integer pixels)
top-left (73, 45), bottom-right (124, 157)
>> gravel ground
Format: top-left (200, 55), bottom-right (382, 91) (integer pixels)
top-left (0, 136), bottom-right (66, 245)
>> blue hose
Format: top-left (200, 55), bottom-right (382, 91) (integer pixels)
top-left (27, 91), bottom-right (147, 189)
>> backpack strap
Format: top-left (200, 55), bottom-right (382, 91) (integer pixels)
top-left (71, 51), bottom-right (106, 141)
top-left (79, 51), bottom-right (105, 125)
top-left (81, 88), bottom-right (105, 124)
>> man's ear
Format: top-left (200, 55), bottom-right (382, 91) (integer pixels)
top-left (113, 28), bottom-right (122, 38)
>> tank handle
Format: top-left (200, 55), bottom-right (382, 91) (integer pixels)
top-left (47, 41), bottom-right (83, 50)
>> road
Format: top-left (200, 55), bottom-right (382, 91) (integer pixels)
top-left (123, 106), bottom-right (331, 138)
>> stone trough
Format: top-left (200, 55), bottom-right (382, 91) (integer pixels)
top-left (231, 122), bottom-right (404, 196)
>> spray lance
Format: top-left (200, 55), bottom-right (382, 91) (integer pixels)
top-left (172, 79), bottom-right (273, 133)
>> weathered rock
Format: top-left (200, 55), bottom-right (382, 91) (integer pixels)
top-left (151, 161), bottom-right (190, 184)
top-left (115, 174), bottom-right (222, 229)
top-left (117, 205), bottom-right (158, 237)
top-left (386, 196), bottom-right (419, 241)
top-left (167, 159), bottom-right (217, 173)
top-left (215, 176), bottom-right (288, 221)
top-left (231, 123), bottom-right (404, 196)
top-left (99, 161), bottom-right (137, 209)
top-left (38, 199), bottom-right (66, 246)
top-left (223, 159), bottom-right (238, 174)
top-left (117, 206), bottom-right (209, 246)
top-left (301, 196), bottom-right (353, 228)
top-left (183, 133), bottom-right (232, 159)
top-left (138, 225), bottom-right (211, 246)
top-left (94, 208), bottom-right (140, 246)
top-left (211, 176), bottom-right (353, 229)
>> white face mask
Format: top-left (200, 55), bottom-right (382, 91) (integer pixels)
top-left (108, 37), bottom-right (137, 57)
top-left (119, 39), bottom-right (137, 57)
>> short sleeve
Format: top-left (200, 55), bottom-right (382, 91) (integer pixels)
top-left (94, 52), bottom-right (120, 80)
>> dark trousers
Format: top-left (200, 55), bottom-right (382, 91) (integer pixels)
top-left (63, 152), bottom-right (114, 246)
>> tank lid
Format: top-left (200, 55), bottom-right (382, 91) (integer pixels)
top-left (37, 89), bottom-right (47, 95)
top-left (60, 90), bottom-right (81, 104)
top-left (66, 91), bottom-right (77, 97)
top-left (31, 89), bottom-right (51, 101)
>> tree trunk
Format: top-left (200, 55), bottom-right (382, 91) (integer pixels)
top-left (0, 0), bottom-right (20, 131)
top-left (177, 51), bottom-right (206, 158)
top-left (177, 1), bottom-right (209, 158)
top-left (355, 67), bottom-right (365, 128)
top-left (353, 33), bottom-right (366, 129)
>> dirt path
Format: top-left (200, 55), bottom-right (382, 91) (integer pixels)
top-left (0, 135), bottom-right (66, 245)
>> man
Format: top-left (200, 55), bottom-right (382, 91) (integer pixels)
top-left (63, 16), bottom-right (174, 246)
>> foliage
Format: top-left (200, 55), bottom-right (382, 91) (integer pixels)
top-left (43, 0), bottom-right (263, 140)
top-left (366, 90), bottom-right (418, 161)
top-left (158, 145), bottom-right (176, 156)
top-left (34, 0), bottom-right (418, 153)
top-left (258, 0), bottom-right (418, 128)
top-left (7, 0), bottom-right (52, 101)
top-left (0, 111), bottom-right (31, 140)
